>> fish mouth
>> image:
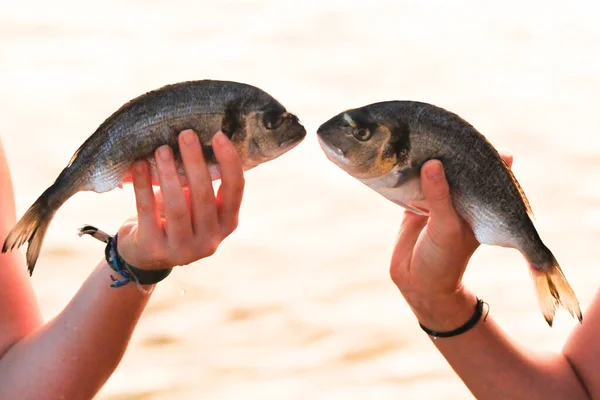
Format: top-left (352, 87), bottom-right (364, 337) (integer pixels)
top-left (279, 137), bottom-right (304, 150)
top-left (317, 136), bottom-right (347, 163)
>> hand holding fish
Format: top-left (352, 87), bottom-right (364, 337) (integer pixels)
top-left (0, 129), bottom-right (245, 399)
top-left (2, 80), bottom-right (305, 275)
top-left (390, 151), bottom-right (513, 330)
top-left (116, 129), bottom-right (244, 271)
top-left (318, 102), bottom-right (599, 397)
top-left (386, 151), bottom-right (600, 399)
top-left (318, 101), bottom-right (581, 325)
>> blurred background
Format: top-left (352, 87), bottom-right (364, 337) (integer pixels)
top-left (1, 1), bottom-right (599, 398)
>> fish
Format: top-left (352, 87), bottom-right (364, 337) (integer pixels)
top-left (316, 100), bottom-right (581, 326)
top-left (2, 79), bottom-right (306, 274)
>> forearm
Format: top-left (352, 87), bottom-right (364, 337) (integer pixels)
top-left (0, 260), bottom-right (153, 400)
top-left (402, 288), bottom-right (590, 400)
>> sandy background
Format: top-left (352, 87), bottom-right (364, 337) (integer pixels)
top-left (1, 1), bottom-right (600, 399)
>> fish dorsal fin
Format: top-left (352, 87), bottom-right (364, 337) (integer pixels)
top-left (503, 159), bottom-right (535, 221)
top-left (66, 129), bottom-right (102, 169)
top-left (67, 144), bottom-right (84, 168)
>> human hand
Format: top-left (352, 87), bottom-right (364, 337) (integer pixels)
top-left (390, 151), bottom-right (513, 315)
top-left (116, 129), bottom-right (245, 271)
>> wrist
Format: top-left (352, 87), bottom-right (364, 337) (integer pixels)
top-left (79, 225), bottom-right (172, 288)
top-left (402, 287), bottom-right (479, 333)
top-left (105, 236), bottom-right (172, 287)
top-left (100, 259), bottom-right (157, 295)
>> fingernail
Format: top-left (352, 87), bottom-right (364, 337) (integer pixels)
top-left (214, 131), bottom-right (227, 146)
top-left (426, 162), bottom-right (444, 182)
top-left (158, 145), bottom-right (172, 161)
top-left (182, 130), bottom-right (196, 146)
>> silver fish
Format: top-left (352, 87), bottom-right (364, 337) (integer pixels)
top-left (3, 80), bottom-right (306, 274)
top-left (317, 100), bottom-right (580, 326)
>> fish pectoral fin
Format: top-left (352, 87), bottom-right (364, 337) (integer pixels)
top-left (221, 98), bottom-right (243, 138)
top-left (389, 163), bottom-right (423, 188)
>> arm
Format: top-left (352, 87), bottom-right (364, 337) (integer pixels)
top-left (0, 130), bottom-right (244, 400)
top-left (390, 154), bottom-right (598, 400)
top-left (0, 261), bottom-right (153, 399)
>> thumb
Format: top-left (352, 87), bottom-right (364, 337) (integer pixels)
top-left (420, 159), bottom-right (467, 249)
top-left (421, 160), bottom-right (456, 220)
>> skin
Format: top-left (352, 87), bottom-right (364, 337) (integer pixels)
top-left (0, 129), bottom-right (245, 400)
top-left (391, 151), bottom-right (599, 399)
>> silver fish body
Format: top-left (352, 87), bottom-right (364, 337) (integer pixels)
top-left (317, 101), bottom-right (580, 326)
top-left (3, 80), bottom-right (306, 274)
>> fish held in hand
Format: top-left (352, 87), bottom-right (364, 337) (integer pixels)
top-left (317, 101), bottom-right (580, 326)
top-left (3, 80), bottom-right (306, 274)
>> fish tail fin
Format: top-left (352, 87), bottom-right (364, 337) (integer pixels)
top-left (530, 256), bottom-right (582, 327)
top-left (2, 186), bottom-right (60, 275)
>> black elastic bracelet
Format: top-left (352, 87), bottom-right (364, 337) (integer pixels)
top-left (79, 225), bottom-right (172, 288)
top-left (419, 298), bottom-right (488, 338)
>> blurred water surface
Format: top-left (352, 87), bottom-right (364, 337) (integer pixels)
top-left (1, 1), bottom-right (599, 399)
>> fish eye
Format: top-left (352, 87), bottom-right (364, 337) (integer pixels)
top-left (263, 111), bottom-right (284, 130)
top-left (352, 127), bottom-right (372, 141)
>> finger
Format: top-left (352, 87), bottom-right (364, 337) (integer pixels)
top-left (396, 211), bottom-right (427, 248)
top-left (497, 149), bottom-right (514, 169)
top-left (131, 160), bottom-right (162, 240)
top-left (420, 160), bottom-right (456, 220)
top-left (213, 131), bottom-right (245, 238)
top-left (122, 171), bottom-right (133, 184)
top-left (392, 210), bottom-right (428, 269)
top-left (179, 129), bottom-right (219, 236)
top-left (420, 160), bottom-right (466, 243)
top-left (155, 144), bottom-right (193, 244)
top-left (153, 189), bottom-right (165, 216)
top-left (153, 188), bottom-right (192, 218)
